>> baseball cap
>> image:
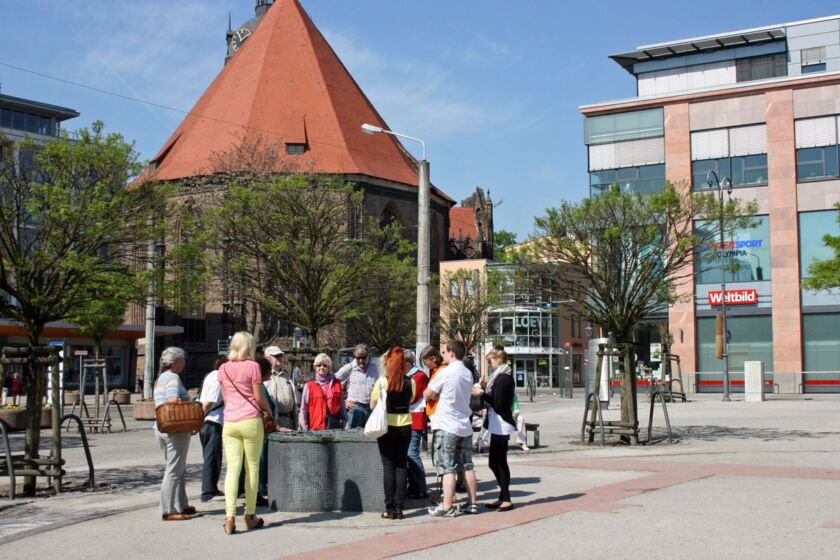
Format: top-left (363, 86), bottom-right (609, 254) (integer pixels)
top-left (265, 346), bottom-right (285, 357)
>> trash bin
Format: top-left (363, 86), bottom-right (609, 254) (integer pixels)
top-left (266, 429), bottom-right (384, 512)
top-left (585, 338), bottom-right (615, 409)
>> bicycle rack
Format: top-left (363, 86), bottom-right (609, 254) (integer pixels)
top-left (646, 389), bottom-right (674, 444)
top-left (102, 400), bottom-right (127, 432)
top-left (0, 419), bottom-right (16, 500)
top-left (60, 414), bottom-right (95, 490)
top-left (581, 392), bottom-right (606, 446)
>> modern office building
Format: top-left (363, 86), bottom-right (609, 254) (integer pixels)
top-left (581, 15), bottom-right (840, 393)
top-left (439, 259), bottom-right (587, 389)
top-left (0, 93), bottom-right (182, 390)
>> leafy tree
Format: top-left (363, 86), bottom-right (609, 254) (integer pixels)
top-left (520, 182), bottom-right (756, 442)
top-left (802, 202), bottom-right (840, 291)
top-left (493, 229), bottom-right (518, 261)
top-left (346, 222), bottom-right (416, 351)
top-left (438, 268), bottom-right (494, 359)
top-left (208, 173), bottom-right (371, 344)
top-left (0, 122), bottom-right (170, 494)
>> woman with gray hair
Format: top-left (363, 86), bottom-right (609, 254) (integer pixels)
top-left (298, 353), bottom-right (346, 430)
top-left (153, 346), bottom-right (196, 521)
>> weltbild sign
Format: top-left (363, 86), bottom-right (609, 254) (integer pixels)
top-left (708, 289), bottom-right (758, 306)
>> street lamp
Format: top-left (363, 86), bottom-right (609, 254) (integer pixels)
top-left (361, 123), bottom-right (430, 362)
top-left (706, 170), bottom-right (733, 402)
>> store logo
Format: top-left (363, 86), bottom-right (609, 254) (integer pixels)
top-left (702, 240), bottom-right (763, 251)
top-left (708, 289), bottom-right (758, 306)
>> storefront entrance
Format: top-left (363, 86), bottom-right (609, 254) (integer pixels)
top-left (513, 358), bottom-right (536, 388)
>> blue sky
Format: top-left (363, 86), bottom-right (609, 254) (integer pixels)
top-left (1, 0), bottom-right (838, 239)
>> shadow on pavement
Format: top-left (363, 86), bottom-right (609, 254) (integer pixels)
top-left (673, 425), bottom-right (838, 441)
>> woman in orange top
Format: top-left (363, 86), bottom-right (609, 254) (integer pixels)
top-left (420, 345), bottom-right (444, 417)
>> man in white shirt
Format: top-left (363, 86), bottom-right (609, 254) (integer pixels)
top-left (335, 343), bottom-right (379, 429)
top-left (199, 357), bottom-right (226, 502)
top-left (423, 339), bottom-right (479, 516)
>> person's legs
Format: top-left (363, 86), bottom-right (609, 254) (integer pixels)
top-left (157, 430), bottom-right (190, 516)
top-left (240, 418), bottom-right (264, 516)
top-left (490, 434), bottom-right (511, 502)
top-left (222, 421), bottom-right (245, 518)
top-left (433, 431), bottom-right (458, 511)
top-left (406, 429), bottom-right (427, 495)
top-left (488, 433), bottom-right (503, 490)
top-left (173, 433), bottom-right (190, 511)
top-left (347, 404), bottom-right (370, 429)
top-left (378, 429), bottom-right (397, 514)
top-left (516, 414), bottom-right (527, 446)
top-left (441, 473), bottom-right (456, 509)
top-left (393, 426), bottom-right (412, 512)
top-left (200, 422), bottom-right (222, 501)
top-left (455, 435), bottom-right (478, 506)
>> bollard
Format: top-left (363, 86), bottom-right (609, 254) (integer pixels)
top-left (744, 361), bottom-right (765, 402)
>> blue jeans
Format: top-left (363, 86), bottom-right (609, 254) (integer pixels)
top-left (346, 403), bottom-right (371, 429)
top-left (406, 428), bottom-right (427, 494)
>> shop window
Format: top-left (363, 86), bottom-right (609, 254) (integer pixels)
top-left (695, 216), bottom-right (770, 284)
top-left (803, 313), bottom-right (840, 371)
top-left (697, 315), bottom-right (774, 372)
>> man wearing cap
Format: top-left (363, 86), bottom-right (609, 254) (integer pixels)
top-left (335, 343), bottom-right (379, 429)
top-left (264, 346), bottom-right (298, 429)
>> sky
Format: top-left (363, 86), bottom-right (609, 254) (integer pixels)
top-left (1, 0), bottom-right (838, 240)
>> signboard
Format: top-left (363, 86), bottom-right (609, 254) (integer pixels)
top-left (708, 289), bottom-right (758, 306)
top-left (73, 349), bottom-right (88, 356)
top-left (650, 343), bottom-right (662, 362)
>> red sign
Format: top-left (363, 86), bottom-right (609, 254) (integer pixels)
top-left (74, 350), bottom-right (88, 356)
top-left (708, 289), bottom-right (758, 306)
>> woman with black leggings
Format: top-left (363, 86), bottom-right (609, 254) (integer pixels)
top-left (472, 347), bottom-right (516, 511)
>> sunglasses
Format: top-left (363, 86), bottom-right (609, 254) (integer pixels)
top-left (355, 355), bottom-right (368, 361)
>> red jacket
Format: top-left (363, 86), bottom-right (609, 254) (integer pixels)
top-left (306, 378), bottom-right (342, 431)
top-left (408, 368), bottom-right (429, 431)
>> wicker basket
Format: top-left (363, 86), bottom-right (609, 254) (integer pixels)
top-left (155, 401), bottom-right (204, 433)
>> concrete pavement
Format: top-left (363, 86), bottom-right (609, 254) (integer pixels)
top-left (1, 391), bottom-right (838, 559)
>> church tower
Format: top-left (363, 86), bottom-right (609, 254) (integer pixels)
top-left (225, 0), bottom-right (273, 64)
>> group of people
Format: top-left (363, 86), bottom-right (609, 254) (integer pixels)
top-left (153, 333), bottom-right (524, 531)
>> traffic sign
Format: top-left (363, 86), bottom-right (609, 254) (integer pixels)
top-left (74, 349), bottom-right (88, 356)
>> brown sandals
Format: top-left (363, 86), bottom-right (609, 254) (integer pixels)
top-left (224, 517), bottom-right (236, 535)
top-left (244, 514), bottom-right (265, 530)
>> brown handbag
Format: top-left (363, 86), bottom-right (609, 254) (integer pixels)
top-left (156, 401), bottom-right (204, 433)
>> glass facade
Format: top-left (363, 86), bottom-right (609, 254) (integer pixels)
top-left (799, 209), bottom-right (839, 278)
top-left (796, 146), bottom-right (839, 181)
top-left (584, 108), bottom-right (664, 145)
top-left (487, 310), bottom-right (558, 349)
top-left (695, 215), bottom-right (771, 284)
top-left (692, 155), bottom-right (768, 189)
top-left (697, 315), bottom-right (774, 372)
top-left (802, 313), bottom-right (840, 372)
top-left (0, 107), bottom-right (55, 136)
top-left (590, 163), bottom-right (665, 195)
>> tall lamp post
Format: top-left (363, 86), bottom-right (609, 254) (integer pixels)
top-left (361, 123), bottom-right (430, 362)
top-left (706, 170), bottom-right (733, 402)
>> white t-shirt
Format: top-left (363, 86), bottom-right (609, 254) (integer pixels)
top-left (199, 370), bottom-right (224, 424)
top-left (427, 360), bottom-right (473, 437)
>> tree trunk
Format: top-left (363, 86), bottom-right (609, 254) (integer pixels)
top-left (618, 342), bottom-right (639, 445)
top-left (22, 330), bottom-right (43, 496)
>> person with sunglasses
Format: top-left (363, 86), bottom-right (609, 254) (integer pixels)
top-left (335, 343), bottom-right (379, 429)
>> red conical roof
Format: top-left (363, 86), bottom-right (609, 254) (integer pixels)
top-left (146, 0), bottom-right (452, 202)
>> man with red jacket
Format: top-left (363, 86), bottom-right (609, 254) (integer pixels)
top-left (405, 350), bottom-right (429, 498)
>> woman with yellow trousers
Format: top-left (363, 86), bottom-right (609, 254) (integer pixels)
top-left (218, 331), bottom-right (273, 535)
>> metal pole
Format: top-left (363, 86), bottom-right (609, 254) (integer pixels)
top-left (719, 186), bottom-right (731, 402)
top-left (416, 159), bottom-right (431, 361)
top-left (143, 239), bottom-right (156, 400)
